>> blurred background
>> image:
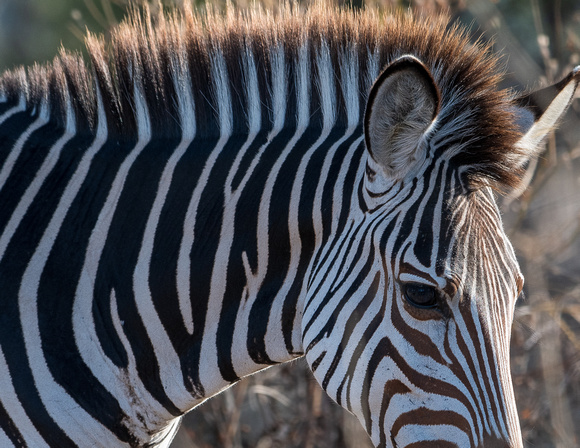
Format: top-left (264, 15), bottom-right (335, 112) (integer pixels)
top-left (1, 0), bottom-right (579, 447)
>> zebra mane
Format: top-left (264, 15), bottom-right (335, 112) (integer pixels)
top-left (0, 2), bottom-right (523, 190)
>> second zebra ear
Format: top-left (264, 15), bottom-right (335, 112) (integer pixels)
top-left (512, 67), bottom-right (580, 165)
top-left (364, 55), bottom-right (440, 180)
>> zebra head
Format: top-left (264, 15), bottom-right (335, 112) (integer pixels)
top-left (302, 56), bottom-right (580, 448)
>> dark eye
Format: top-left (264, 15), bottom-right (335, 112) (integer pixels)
top-left (403, 283), bottom-right (438, 309)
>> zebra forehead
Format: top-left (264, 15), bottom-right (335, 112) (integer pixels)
top-left (442, 189), bottom-right (522, 288)
top-left (0, 2), bottom-right (521, 189)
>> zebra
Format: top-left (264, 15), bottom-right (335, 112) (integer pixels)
top-left (0, 3), bottom-right (578, 447)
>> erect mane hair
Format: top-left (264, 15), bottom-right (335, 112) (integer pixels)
top-left (0, 2), bottom-right (524, 190)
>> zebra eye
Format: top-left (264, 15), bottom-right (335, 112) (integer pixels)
top-left (403, 283), bottom-right (438, 309)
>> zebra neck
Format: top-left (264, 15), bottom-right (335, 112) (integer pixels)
top-left (134, 31), bottom-right (372, 400)
top-left (0, 81), bottom-right (368, 443)
top-left (120, 118), bottom-right (368, 436)
top-left (0, 13), bottom-right (373, 437)
top-left (171, 122), bottom-right (368, 398)
top-left (84, 112), bottom-right (369, 430)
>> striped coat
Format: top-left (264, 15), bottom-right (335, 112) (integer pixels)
top-left (0, 3), bottom-right (578, 447)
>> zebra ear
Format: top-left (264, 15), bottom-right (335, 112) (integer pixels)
top-left (513, 67), bottom-right (580, 164)
top-left (364, 55), bottom-right (440, 180)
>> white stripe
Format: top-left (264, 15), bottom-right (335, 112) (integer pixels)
top-left (252, 44), bottom-right (289, 288)
top-left (296, 41), bottom-right (310, 132)
top-left (0, 431), bottom-right (15, 448)
top-left (132, 58), bottom-right (196, 410)
top-left (329, 46), bottom-right (362, 232)
top-left (243, 47), bottom-right (262, 139)
top-left (316, 40), bottom-right (337, 130)
top-left (366, 46), bottom-right (380, 93)
top-left (18, 97), bottom-right (123, 445)
top-left (176, 49), bottom-right (232, 330)
top-left (308, 38), bottom-right (339, 254)
top-left (293, 39), bottom-right (339, 316)
top-left (339, 45), bottom-right (360, 130)
top-left (73, 79), bottom-right (173, 439)
top-left (171, 52), bottom-right (197, 335)
top-left (333, 136), bottom-right (364, 233)
top-left (270, 44), bottom-right (287, 133)
top-left (242, 43), bottom-right (309, 364)
top-left (109, 289), bottom-right (171, 440)
top-left (0, 345), bottom-right (50, 448)
top-left (224, 46), bottom-right (261, 203)
top-left (428, 162), bottom-right (448, 274)
top-left (223, 46), bottom-right (264, 375)
top-left (395, 424), bottom-right (471, 447)
top-left (204, 43), bottom-right (289, 380)
top-left (212, 48), bottom-right (233, 136)
top-left (288, 41), bottom-right (312, 353)
top-left (179, 48), bottom-right (232, 395)
top-left (6, 86), bottom-right (107, 447)
top-left (64, 86), bottom-right (168, 435)
top-left (313, 46), bottom-right (362, 247)
top-left (0, 104), bottom-right (49, 199)
top-left (0, 104), bottom-right (57, 263)
top-left (321, 269), bottom-right (381, 400)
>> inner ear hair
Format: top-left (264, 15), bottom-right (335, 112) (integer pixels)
top-left (364, 56), bottom-right (440, 181)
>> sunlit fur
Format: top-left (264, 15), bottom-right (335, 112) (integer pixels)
top-left (0, 2), bottom-right (575, 447)
top-left (0, 2), bottom-right (525, 190)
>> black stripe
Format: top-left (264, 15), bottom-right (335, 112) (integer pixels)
top-left (415, 161), bottom-right (445, 267)
top-left (0, 399), bottom-right (27, 447)
top-left (323, 271), bottom-right (380, 398)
